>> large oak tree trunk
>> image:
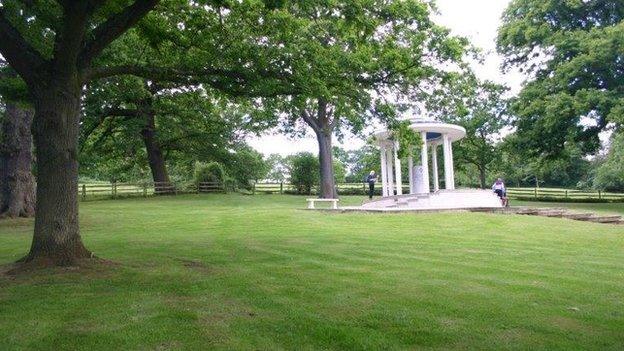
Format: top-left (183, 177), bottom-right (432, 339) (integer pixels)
top-left (0, 0), bottom-right (159, 271)
top-left (0, 103), bottom-right (36, 218)
top-left (302, 99), bottom-right (338, 199)
top-left (140, 111), bottom-right (171, 193)
top-left (21, 81), bottom-right (92, 266)
top-left (315, 129), bottom-right (337, 199)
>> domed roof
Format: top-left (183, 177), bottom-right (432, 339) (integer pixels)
top-left (396, 102), bottom-right (432, 123)
top-left (374, 118), bottom-right (466, 145)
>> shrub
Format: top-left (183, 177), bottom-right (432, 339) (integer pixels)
top-left (593, 133), bottom-right (624, 191)
top-left (288, 152), bottom-right (319, 195)
top-left (193, 162), bottom-right (235, 191)
top-left (226, 146), bottom-right (270, 190)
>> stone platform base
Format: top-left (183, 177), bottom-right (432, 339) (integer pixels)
top-left (354, 189), bottom-right (503, 211)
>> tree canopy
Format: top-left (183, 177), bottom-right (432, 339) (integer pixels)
top-left (0, 0), bottom-right (302, 267)
top-left (426, 74), bottom-right (510, 187)
top-left (258, 0), bottom-right (469, 198)
top-left (498, 0), bottom-right (624, 159)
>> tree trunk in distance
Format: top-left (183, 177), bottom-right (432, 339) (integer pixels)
top-left (0, 103), bottom-right (36, 218)
top-left (479, 166), bottom-right (486, 189)
top-left (20, 80), bottom-right (92, 267)
top-left (140, 112), bottom-right (171, 194)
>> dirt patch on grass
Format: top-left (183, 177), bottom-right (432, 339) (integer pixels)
top-left (153, 341), bottom-right (183, 350)
top-left (497, 328), bottom-right (532, 344)
top-left (1, 257), bottom-right (119, 280)
top-left (549, 316), bottom-right (591, 333)
top-left (438, 317), bottom-right (466, 329)
top-left (176, 258), bottom-right (214, 274)
top-left (0, 268), bottom-right (15, 285)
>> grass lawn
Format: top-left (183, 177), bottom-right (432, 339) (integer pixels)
top-left (1, 194), bottom-right (623, 350)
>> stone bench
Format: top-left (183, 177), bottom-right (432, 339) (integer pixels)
top-left (307, 198), bottom-right (339, 210)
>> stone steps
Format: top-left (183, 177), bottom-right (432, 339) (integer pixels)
top-left (471, 207), bottom-right (623, 226)
top-left (394, 195), bottom-right (428, 208)
top-left (586, 215), bottom-right (622, 224)
top-left (537, 209), bottom-right (565, 217)
top-left (561, 213), bottom-right (594, 220)
top-left (515, 209), bottom-right (540, 215)
top-left (543, 210), bottom-right (566, 217)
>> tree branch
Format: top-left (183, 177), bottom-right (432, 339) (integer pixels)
top-left (81, 107), bottom-right (142, 147)
top-left (354, 62), bottom-right (422, 86)
top-left (0, 10), bottom-right (46, 86)
top-left (85, 64), bottom-right (300, 97)
top-left (159, 132), bottom-right (208, 150)
top-left (79, 0), bottom-right (160, 67)
top-left (88, 121), bottom-right (123, 151)
top-left (104, 107), bottom-right (142, 117)
top-left (52, 2), bottom-right (100, 73)
top-left (316, 98), bottom-right (334, 134)
top-left (86, 64), bottom-right (254, 83)
top-left (301, 109), bottom-right (320, 132)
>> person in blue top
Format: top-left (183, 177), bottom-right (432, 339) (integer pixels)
top-left (366, 171), bottom-right (378, 200)
top-left (492, 178), bottom-right (508, 206)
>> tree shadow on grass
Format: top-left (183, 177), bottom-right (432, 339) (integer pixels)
top-left (1, 257), bottom-right (119, 279)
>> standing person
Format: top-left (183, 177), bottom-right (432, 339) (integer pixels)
top-left (366, 170), bottom-right (378, 200)
top-left (492, 178), bottom-right (508, 206)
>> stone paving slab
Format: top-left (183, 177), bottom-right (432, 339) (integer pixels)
top-left (316, 205), bottom-right (624, 226)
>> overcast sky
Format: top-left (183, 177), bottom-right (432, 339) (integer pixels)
top-left (247, 0), bottom-right (525, 156)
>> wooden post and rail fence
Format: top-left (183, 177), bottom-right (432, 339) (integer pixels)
top-left (75, 181), bottom-right (624, 202)
top-left (77, 181), bottom-right (225, 199)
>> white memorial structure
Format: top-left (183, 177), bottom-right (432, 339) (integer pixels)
top-left (360, 117), bottom-right (502, 210)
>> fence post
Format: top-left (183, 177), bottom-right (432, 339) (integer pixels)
top-left (534, 187), bottom-right (538, 199)
top-left (565, 190), bottom-right (568, 199)
top-left (143, 183), bottom-right (148, 197)
top-left (82, 184), bottom-right (86, 201)
top-left (598, 190), bottom-right (602, 200)
top-left (252, 181), bottom-right (256, 195)
top-left (280, 182), bottom-right (283, 194)
top-left (112, 181), bottom-right (116, 198)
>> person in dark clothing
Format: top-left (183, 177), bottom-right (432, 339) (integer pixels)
top-left (366, 171), bottom-right (378, 199)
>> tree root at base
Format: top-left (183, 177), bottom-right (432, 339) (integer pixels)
top-left (6, 250), bottom-right (102, 275)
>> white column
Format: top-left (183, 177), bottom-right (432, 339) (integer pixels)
top-left (393, 141), bottom-right (403, 196)
top-left (420, 132), bottom-right (430, 193)
top-left (431, 144), bottom-right (439, 192)
top-left (408, 154), bottom-right (414, 194)
top-left (448, 139), bottom-right (455, 190)
top-left (380, 146), bottom-right (388, 197)
top-left (386, 147), bottom-right (395, 196)
top-left (443, 135), bottom-right (455, 190)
